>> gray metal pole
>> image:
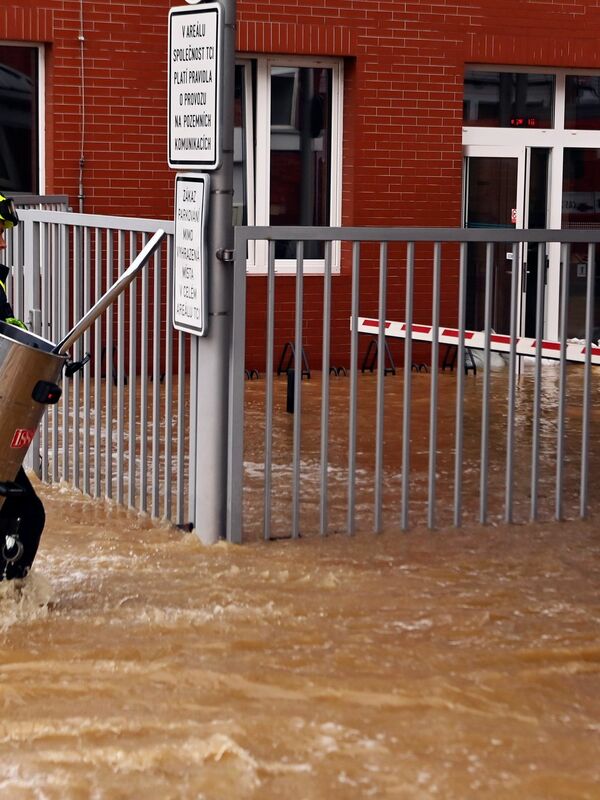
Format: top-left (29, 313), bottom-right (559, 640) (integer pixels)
top-left (191, 0), bottom-right (236, 544)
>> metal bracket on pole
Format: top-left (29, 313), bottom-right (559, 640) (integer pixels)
top-left (216, 249), bottom-right (234, 262)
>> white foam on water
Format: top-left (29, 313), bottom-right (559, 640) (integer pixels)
top-left (0, 733), bottom-right (312, 795)
top-left (0, 571), bottom-right (56, 631)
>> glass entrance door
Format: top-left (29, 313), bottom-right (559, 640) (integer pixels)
top-left (522, 148), bottom-right (550, 337)
top-left (464, 148), bottom-right (521, 334)
top-left (464, 146), bottom-right (549, 337)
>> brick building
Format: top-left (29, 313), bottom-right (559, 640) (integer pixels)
top-left (2, 1), bottom-right (600, 368)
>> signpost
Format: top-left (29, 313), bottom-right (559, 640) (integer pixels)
top-left (168, 2), bottom-right (222, 170)
top-left (173, 173), bottom-right (209, 336)
top-left (167, 0), bottom-right (236, 544)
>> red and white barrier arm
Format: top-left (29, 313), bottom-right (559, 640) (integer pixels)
top-left (356, 317), bottom-right (600, 367)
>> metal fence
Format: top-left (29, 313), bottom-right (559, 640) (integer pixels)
top-left (228, 226), bottom-right (600, 543)
top-left (5, 213), bottom-right (600, 542)
top-left (4, 208), bottom-right (191, 525)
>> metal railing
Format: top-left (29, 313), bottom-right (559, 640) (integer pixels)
top-left (12, 194), bottom-right (70, 211)
top-left (4, 214), bottom-right (600, 542)
top-left (5, 196), bottom-right (70, 323)
top-left (3, 208), bottom-right (191, 526)
top-left (228, 226), bottom-right (600, 543)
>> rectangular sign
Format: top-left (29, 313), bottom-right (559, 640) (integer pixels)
top-left (173, 173), bottom-right (209, 336)
top-left (168, 3), bottom-right (222, 170)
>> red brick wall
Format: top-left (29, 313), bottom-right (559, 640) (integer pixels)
top-left (2, 1), bottom-right (600, 369)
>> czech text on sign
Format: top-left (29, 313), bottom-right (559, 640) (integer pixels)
top-left (168, 3), bottom-right (222, 169)
top-left (173, 174), bottom-right (209, 336)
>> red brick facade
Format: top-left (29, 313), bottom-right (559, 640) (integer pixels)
top-left (2, 1), bottom-right (600, 368)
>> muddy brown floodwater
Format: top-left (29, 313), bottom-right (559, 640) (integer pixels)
top-left (0, 366), bottom-right (599, 799)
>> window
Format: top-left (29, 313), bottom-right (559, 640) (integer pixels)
top-left (0, 45), bottom-right (40, 193)
top-left (234, 56), bottom-right (343, 273)
top-left (565, 75), bottom-right (600, 130)
top-left (463, 69), bottom-right (554, 129)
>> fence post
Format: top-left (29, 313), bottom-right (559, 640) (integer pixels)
top-left (226, 227), bottom-right (247, 544)
top-left (23, 215), bottom-right (42, 474)
top-left (189, 0), bottom-right (236, 544)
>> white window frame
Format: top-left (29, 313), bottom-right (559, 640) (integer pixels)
top-left (240, 54), bottom-right (343, 275)
top-left (463, 64), bottom-right (600, 338)
top-left (0, 41), bottom-right (45, 194)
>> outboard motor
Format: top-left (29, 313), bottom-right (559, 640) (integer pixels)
top-left (0, 228), bottom-right (165, 579)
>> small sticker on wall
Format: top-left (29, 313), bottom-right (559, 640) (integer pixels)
top-left (511, 208), bottom-right (517, 224)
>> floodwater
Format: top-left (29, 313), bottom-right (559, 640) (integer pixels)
top-left (1, 365), bottom-right (600, 799)
top-left (242, 360), bottom-right (600, 537)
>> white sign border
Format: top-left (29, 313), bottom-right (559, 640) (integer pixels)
top-left (173, 172), bottom-right (210, 337)
top-left (167, 2), bottom-right (223, 170)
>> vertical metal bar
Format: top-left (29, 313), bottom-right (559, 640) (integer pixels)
top-left (24, 221), bottom-right (41, 474)
top-left (40, 223), bottom-right (50, 482)
top-left (227, 229), bottom-right (248, 543)
top-left (151, 244), bottom-right (161, 519)
top-left (82, 227), bottom-right (91, 495)
top-left (105, 229), bottom-right (114, 499)
top-left (427, 242), bottom-right (441, 529)
top-left (72, 226), bottom-right (82, 489)
top-left (263, 240), bottom-right (275, 541)
top-left (176, 331), bottom-right (186, 525)
top-left (291, 241), bottom-right (304, 540)
top-left (164, 235), bottom-right (175, 521)
top-left (188, 337), bottom-right (199, 526)
top-left (530, 242), bottom-right (546, 521)
top-left (140, 233), bottom-right (150, 514)
top-left (319, 240), bottom-right (333, 536)
top-left (61, 225), bottom-right (71, 484)
top-left (116, 230), bottom-right (126, 505)
top-left (453, 242), bottom-right (467, 527)
top-left (51, 223), bottom-right (61, 482)
top-left (580, 243), bottom-right (595, 518)
top-left (479, 242), bottom-right (493, 524)
top-left (94, 228), bottom-right (102, 498)
top-left (127, 232), bottom-right (138, 509)
top-left (11, 216), bottom-right (23, 320)
top-left (401, 241), bottom-right (414, 531)
top-left (556, 243), bottom-right (569, 521)
top-left (504, 243), bottom-right (519, 523)
top-left (347, 241), bottom-right (360, 535)
top-left (374, 241), bottom-right (387, 533)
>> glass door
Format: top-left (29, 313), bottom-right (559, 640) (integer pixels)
top-left (463, 146), bottom-right (524, 334)
top-left (562, 148), bottom-right (600, 340)
top-left (522, 148), bottom-right (550, 337)
top-left (463, 146), bottom-right (550, 337)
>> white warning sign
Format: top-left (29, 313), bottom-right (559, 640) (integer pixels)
top-left (168, 3), bottom-right (221, 169)
top-left (173, 174), bottom-right (209, 336)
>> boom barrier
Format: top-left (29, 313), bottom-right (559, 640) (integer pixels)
top-left (356, 317), bottom-right (600, 366)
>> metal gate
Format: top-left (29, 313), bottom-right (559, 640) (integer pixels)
top-left (3, 207), bottom-right (190, 526)
top-left (228, 226), bottom-right (600, 543)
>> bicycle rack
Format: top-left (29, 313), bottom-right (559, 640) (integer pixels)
top-left (361, 337), bottom-right (396, 375)
top-left (441, 344), bottom-right (477, 375)
top-left (276, 341), bottom-right (311, 379)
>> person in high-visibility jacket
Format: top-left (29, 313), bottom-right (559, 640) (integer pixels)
top-left (0, 194), bottom-right (46, 580)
